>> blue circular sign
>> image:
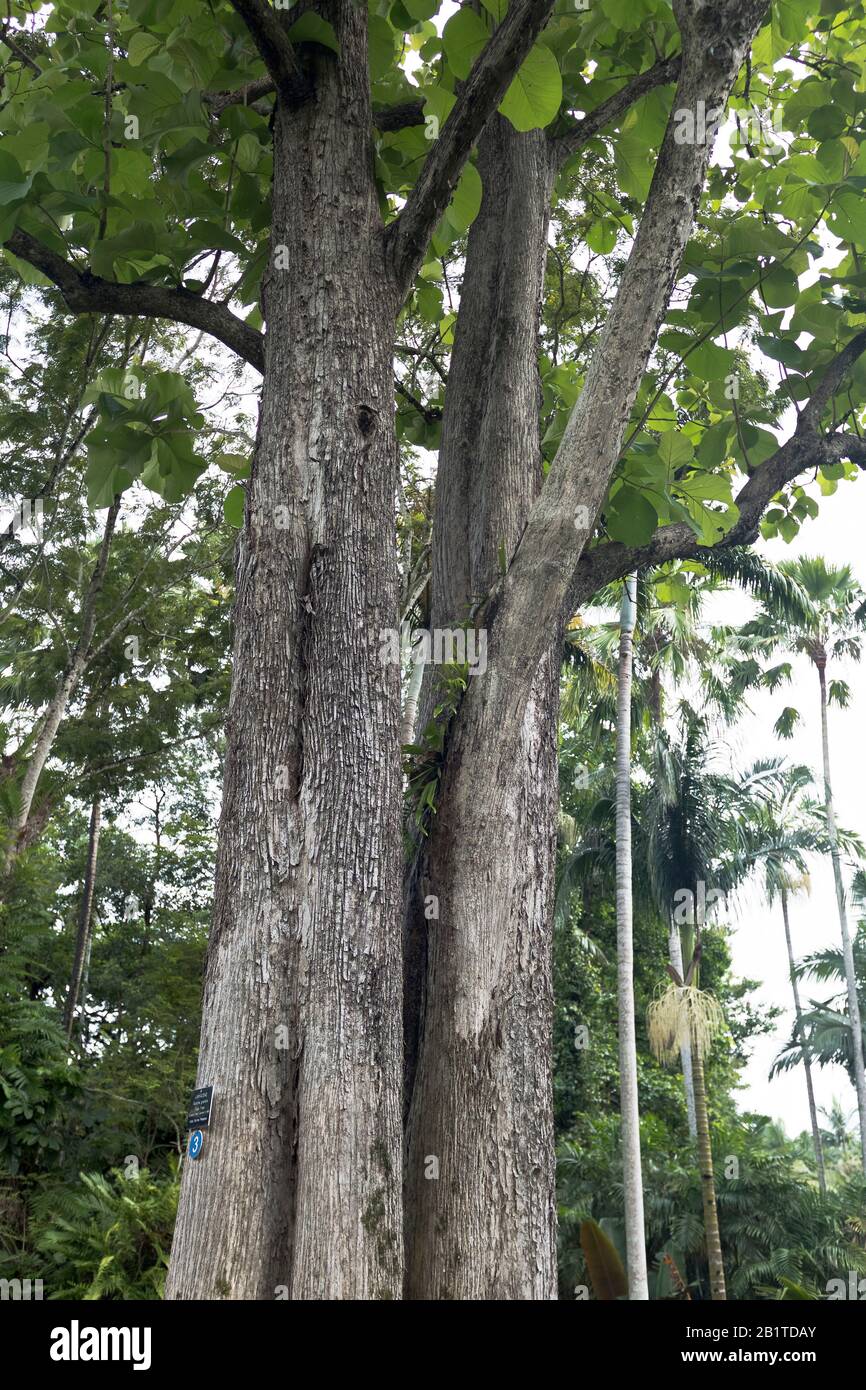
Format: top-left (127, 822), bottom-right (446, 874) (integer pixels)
top-left (188, 1129), bottom-right (204, 1160)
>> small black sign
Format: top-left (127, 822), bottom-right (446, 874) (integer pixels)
top-left (186, 1085), bottom-right (213, 1130)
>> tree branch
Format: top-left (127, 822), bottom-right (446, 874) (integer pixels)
top-left (374, 100), bottom-right (426, 132)
top-left (4, 229), bottom-right (265, 374)
top-left (551, 54), bottom-right (681, 166)
top-left (203, 82), bottom-right (425, 130)
top-left (203, 77), bottom-right (276, 116)
top-left (385, 0), bottom-right (557, 297)
top-left (0, 20), bottom-right (42, 74)
top-left (569, 332), bottom-right (866, 607)
top-left (227, 0), bottom-right (310, 108)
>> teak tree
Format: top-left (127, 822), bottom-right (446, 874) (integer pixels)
top-left (5, 0), bottom-right (866, 1299)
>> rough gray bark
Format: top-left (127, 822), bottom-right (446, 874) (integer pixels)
top-left (167, 13), bottom-right (404, 1300)
top-left (780, 886), bottom-right (826, 1194)
top-left (614, 574), bottom-right (649, 1300)
top-left (816, 660), bottom-right (866, 1178)
top-left (63, 795), bottom-right (102, 1043)
top-left (404, 119), bottom-right (559, 1299)
top-left (405, 0), bottom-right (765, 1299)
top-left (167, 0), bottom-right (563, 1303)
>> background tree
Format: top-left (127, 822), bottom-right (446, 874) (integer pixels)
top-left (739, 556), bottom-right (866, 1175)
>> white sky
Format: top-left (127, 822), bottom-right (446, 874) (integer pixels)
top-left (706, 487), bottom-right (866, 1138)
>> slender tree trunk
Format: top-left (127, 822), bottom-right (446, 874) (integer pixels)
top-left (615, 573), bottom-right (648, 1299)
top-left (404, 120), bottom-right (559, 1298)
top-left (816, 661), bottom-right (866, 1177)
top-left (668, 921), bottom-right (698, 1137)
top-left (401, 654), bottom-right (424, 748)
top-left (690, 1033), bottom-right (725, 1299)
top-left (63, 795), bottom-right (102, 1043)
top-left (780, 887), bottom-right (826, 1194)
top-left (3, 497), bottom-right (120, 875)
top-left (167, 14), bottom-right (403, 1300)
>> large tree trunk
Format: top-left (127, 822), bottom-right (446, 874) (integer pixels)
top-left (404, 0), bottom-right (765, 1297)
top-left (614, 574), bottom-right (648, 1300)
top-left (63, 795), bottom-right (102, 1043)
top-left (816, 660), bottom-right (866, 1178)
top-left (404, 119), bottom-right (560, 1299)
top-left (780, 887), bottom-right (826, 1194)
top-left (691, 1034), bottom-right (726, 1300)
top-left (167, 15), bottom-right (404, 1300)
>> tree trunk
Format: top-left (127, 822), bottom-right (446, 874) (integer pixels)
top-left (401, 654), bottom-right (424, 748)
top-left (780, 887), bottom-right (826, 1194)
top-left (816, 661), bottom-right (866, 1178)
top-left (167, 16), bottom-right (404, 1300)
top-left (403, 0), bottom-right (765, 1295)
top-left (690, 1033), bottom-right (725, 1300)
top-left (3, 497), bottom-right (120, 875)
top-left (404, 119), bottom-right (560, 1299)
top-left (615, 574), bottom-right (648, 1300)
top-left (668, 921), bottom-right (698, 1137)
top-left (63, 795), bottom-right (102, 1043)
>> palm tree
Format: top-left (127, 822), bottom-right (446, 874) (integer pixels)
top-left (741, 555), bottom-right (866, 1177)
top-left (772, 933), bottom-right (866, 1114)
top-left (643, 708), bottom-right (733, 1295)
top-left (735, 766), bottom-right (829, 1192)
top-left (643, 707), bottom-right (795, 1300)
top-left (648, 974), bottom-right (729, 1299)
top-left (614, 573), bottom-right (649, 1299)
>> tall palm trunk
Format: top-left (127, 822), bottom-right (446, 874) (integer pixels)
top-left (614, 574), bottom-right (648, 1300)
top-left (63, 795), bottom-right (101, 1043)
top-left (690, 1033), bottom-right (726, 1300)
top-left (780, 886), bottom-right (826, 1193)
top-left (668, 922), bottom-right (697, 1136)
top-left (816, 659), bottom-right (866, 1177)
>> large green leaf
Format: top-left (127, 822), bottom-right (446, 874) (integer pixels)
top-left (499, 44), bottom-right (562, 132)
top-left (580, 1218), bottom-right (628, 1300)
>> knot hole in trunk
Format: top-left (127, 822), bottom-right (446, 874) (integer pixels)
top-left (356, 404), bottom-right (377, 437)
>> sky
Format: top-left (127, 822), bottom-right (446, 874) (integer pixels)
top-left (707, 482), bottom-right (866, 1138)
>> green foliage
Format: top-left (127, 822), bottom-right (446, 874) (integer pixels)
top-left (28, 1167), bottom-right (179, 1300)
top-left (580, 1216), bottom-right (627, 1300)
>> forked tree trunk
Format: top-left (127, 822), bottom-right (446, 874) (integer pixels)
top-left (780, 887), bottom-right (826, 1194)
top-left (691, 1032), bottom-right (726, 1300)
top-left (63, 795), bottom-right (102, 1043)
top-left (167, 15), bottom-right (403, 1300)
top-left (404, 119), bottom-right (559, 1298)
top-left (614, 574), bottom-right (648, 1300)
top-left (404, 0), bottom-right (764, 1296)
top-left (816, 660), bottom-right (866, 1178)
